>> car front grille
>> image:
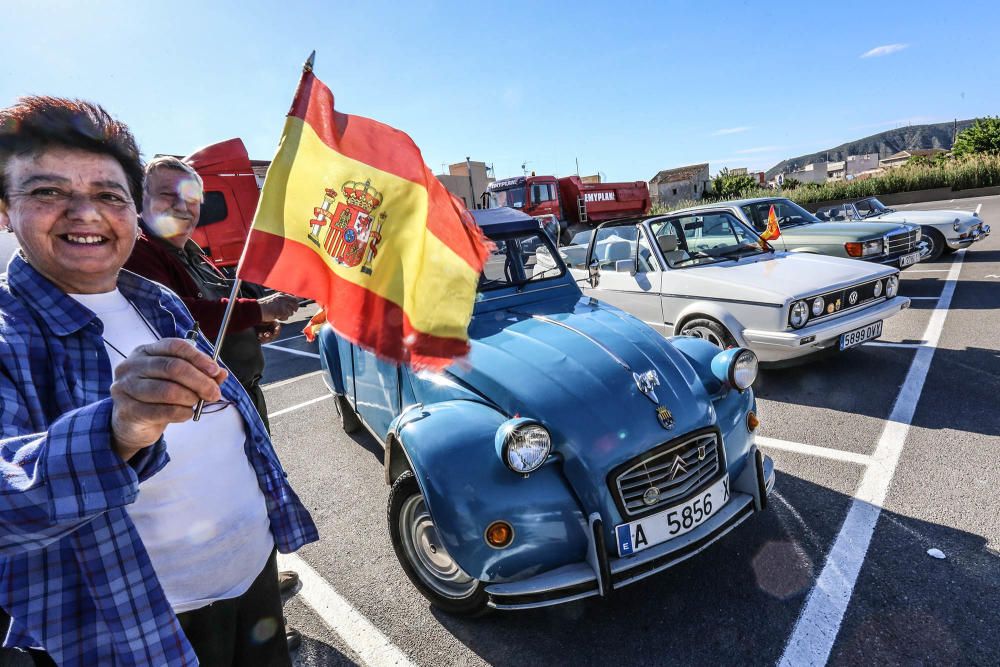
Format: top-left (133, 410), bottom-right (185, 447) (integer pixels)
top-left (808, 278), bottom-right (886, 322)
top-left (612, 431), bottom-right (722, 518)
top-left (885, 228), bottom-right (918, 255)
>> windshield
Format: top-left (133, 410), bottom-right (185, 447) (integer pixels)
top-left (650, 211), bottom-right (765, 268)
top-left (488, 186), bottom-right (526, 210)
top-left (741, 199), bottom-right (820, 231)
top-left (855, 197), bottom-right (891, 217)
top-left (570, 229), bottom-right (594, 246)
top-left (479, 230), bottom-right (565, 292)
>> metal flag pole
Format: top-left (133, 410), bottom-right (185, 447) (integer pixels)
top-left (193, 50), bottom-right (316, 421)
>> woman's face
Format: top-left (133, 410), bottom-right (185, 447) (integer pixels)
top-left (0, 147), bottom-right (138, 294)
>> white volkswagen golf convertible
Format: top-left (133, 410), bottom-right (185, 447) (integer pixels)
top-left (540, 208), bottom-right (911, 364)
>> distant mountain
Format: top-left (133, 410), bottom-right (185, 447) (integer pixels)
top-left (765, 120), bottom-right (975, 180)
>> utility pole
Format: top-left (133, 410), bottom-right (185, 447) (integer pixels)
top-left (465, 157), bottom-right (476, 209)
top-left (575, 157), bottom-right (580, 176)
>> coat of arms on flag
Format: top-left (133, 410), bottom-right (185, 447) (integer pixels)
top-left (309, 180), bottom-right (386, 274)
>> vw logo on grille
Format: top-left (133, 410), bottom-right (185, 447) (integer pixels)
top-left (848, 290), bottom-right (859, 305)
top-left (642, 486), bottom-right (660, 506)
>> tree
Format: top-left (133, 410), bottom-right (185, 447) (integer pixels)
top-left (952, 116), bottom-right (1000, 156)
top-left (712, 168), bottom-right (757, 198)
top-left (781, 177), bottom-right (802, 190)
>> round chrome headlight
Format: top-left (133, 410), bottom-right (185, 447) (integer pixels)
top-left (731, 349), bottom-right (758, 390)
top-left (811, 296), bottom-right (824, 316)
top-left (886, 274), bottom-right (899, 298)
top-left (789, 300), bottom-right (809, 329)
top-left (499, 423), bottom-right (551, 474)
top-left (873, 279), bottom-right (883, 297)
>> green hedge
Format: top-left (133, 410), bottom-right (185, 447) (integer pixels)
top-left (652, 154), bottom-right (1000, 214)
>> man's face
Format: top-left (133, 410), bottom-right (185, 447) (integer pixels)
top-left (142, 167), bottom-right (202, 249)
top-left (0, 147), bottom-right (138, 294)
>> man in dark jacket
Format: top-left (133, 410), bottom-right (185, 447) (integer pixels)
top-left (124, 156), bottom-right (299, 431)
top-left (123, 155), bottom-right (304, 649)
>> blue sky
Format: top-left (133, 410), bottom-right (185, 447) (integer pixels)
top-left (3, 0), bottom-right (997, 182)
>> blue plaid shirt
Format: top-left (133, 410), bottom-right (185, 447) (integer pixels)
top-left (0, 254), bottom-right (318, 665)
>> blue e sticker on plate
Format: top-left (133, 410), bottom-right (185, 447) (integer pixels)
top-left (616, 524), bottom-right (633, 556)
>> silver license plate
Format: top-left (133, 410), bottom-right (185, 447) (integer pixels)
top-left (840, 320), bottom-right (882, 350)
top-left (899, 251), bottom-right (920, 267)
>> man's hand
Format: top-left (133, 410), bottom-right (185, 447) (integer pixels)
top-left (256, 321), bottom-right (281, 343)
top-left (258, 293), bottom-right (300, 322)
top-left (109, 339), bottom-right (228, 461)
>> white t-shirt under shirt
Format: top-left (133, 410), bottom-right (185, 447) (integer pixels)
top-left (69, 289), bottom-right (273, 614)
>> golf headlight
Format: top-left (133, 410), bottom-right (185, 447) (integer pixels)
top-left (873, 279), bottom-right (883, 297)
top-left (811, 296), bottom-right (824, 316)
top-left (496, 420), bottom-right (551, 474)
top-left (731, 349), bottom-right (758, 390)
top-left (886, 274), bottom-right (899, 298)
top-left (789, 300), bottom-right (809, 329)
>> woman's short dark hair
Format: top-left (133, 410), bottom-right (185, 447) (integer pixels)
top-left (0, 96), bottom-right (143, 207)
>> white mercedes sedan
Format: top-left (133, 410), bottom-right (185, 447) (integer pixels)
top-left (538, 208), bottom-right (911, 364)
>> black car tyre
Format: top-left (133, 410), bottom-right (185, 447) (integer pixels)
top-left (334, 394), bottom-right (361, 434)
top-left (678, 318), bottom-right (737, 349)
top-left (388, 472), bottom-right (490, 616)
top-left (918, 226), bottom-right (945, 262)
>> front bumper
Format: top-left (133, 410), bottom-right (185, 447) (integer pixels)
top-left (741, 295), bottom-right (910, 363)
top-left (485, 450), bottom-right (774, 610)
top-left (946, 223), bottom-right (990, 250)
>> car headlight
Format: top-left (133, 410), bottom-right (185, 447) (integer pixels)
top-left (789, 300), bottom-right (809, 329)
top-left (873, 279), bottom-right (883, 297)
top-left (811, 296), bottom-right (824, 316)
top-left (886, 274), bottom-right (899, 297)
top-left (710, 347), bottom-right (758, 390)
top-left (844, 239), bottom-right (883, 257)
top-left (496, 420), bottom-right (551, 474)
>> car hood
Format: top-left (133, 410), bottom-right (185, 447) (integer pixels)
top-left (869, 210), bottom-right (978, 226)
top-left (452, 295), bottom-right (715, 518)
top-left (675, 252), bottom-right (895, 302)
top-left (785, 221), bottom-right (908, 239)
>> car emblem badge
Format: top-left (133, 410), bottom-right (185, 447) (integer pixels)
top-left (849, 290), bottom-right (859, 306)
top-left (634, 370), bottom-right (660, 404)
top-left (668, 455), bottom-right (688, 481)
top-left (642, 486), bottom-right (660, 506)
top-left (656, 405), bottom-right (674, 430)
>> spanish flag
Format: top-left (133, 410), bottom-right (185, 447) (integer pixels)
top-left (760, 204), bottom-right (781, 245)
top-left (238, 64), bottom-right (489, 370)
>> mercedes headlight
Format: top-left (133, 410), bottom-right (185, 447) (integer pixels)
top-left (811, 296), bottom-right (825, 316)
top-left (789, 300), bottom-right (809, 329)
top-left (496, 420), bottom-right (551, 474)
top-left (873, 279), bottom-right (883, 297)
top-left (886, 274), bottom-right (899, 298)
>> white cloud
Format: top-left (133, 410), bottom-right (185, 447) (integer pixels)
top-left (735, 146), bottom-right (784, 155)
top-left (860, 43), bottom-right (908, 58)
top-left (711, 126), bottom-right (750, 136)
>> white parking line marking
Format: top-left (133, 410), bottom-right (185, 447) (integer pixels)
top-left (262, 370), bottom-right (325, 391)
top-left (907, 296), bottom-right (939, 300)
top-left (863, 341), bottom-right (926, 349)
top-left (975, 203), bottom-right (982, 215)
top-left (278, 553), bottom-right (416, 667)
top-left (262, 345), bottom-right (321, 359)
top-left (272, 333), bottom-right (308, 344)
top-left (267, 394), bottom-right (332, 418)
top-left (780, 250), bottom-right (966, 667)
top-left (905, 269), bottom-right (949, 273)
top-left (757, 437), bottom-right (873, 466)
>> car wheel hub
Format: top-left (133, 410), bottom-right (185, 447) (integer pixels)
top-left (684, 325), bottom-right (725, 348)
top-left (400, 495), bottom-right (478, 599)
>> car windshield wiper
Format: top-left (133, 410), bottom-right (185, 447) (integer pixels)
top-left (715, 246), bottom-right (762, 262)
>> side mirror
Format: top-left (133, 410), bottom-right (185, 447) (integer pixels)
top-left (588, 259), bottom-right (600, 288)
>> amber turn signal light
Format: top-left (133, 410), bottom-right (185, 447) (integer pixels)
top-left (747, 411), bottom-right (760, 432)
top-left (485, 521), bottom-right (514, 548)
top-left (844, 242), bottom-right (863, 257)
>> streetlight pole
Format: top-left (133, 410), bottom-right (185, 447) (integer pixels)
top-left (465, 156), bottom-right (476, 209)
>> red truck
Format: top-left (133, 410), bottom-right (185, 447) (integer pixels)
top-left (485, 174), bottom-right (650, 243)
top-left (184, 138), bottom-right (263, 270)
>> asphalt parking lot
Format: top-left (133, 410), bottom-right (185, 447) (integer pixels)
top-left (255, 194), bottom-right (999, 666)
